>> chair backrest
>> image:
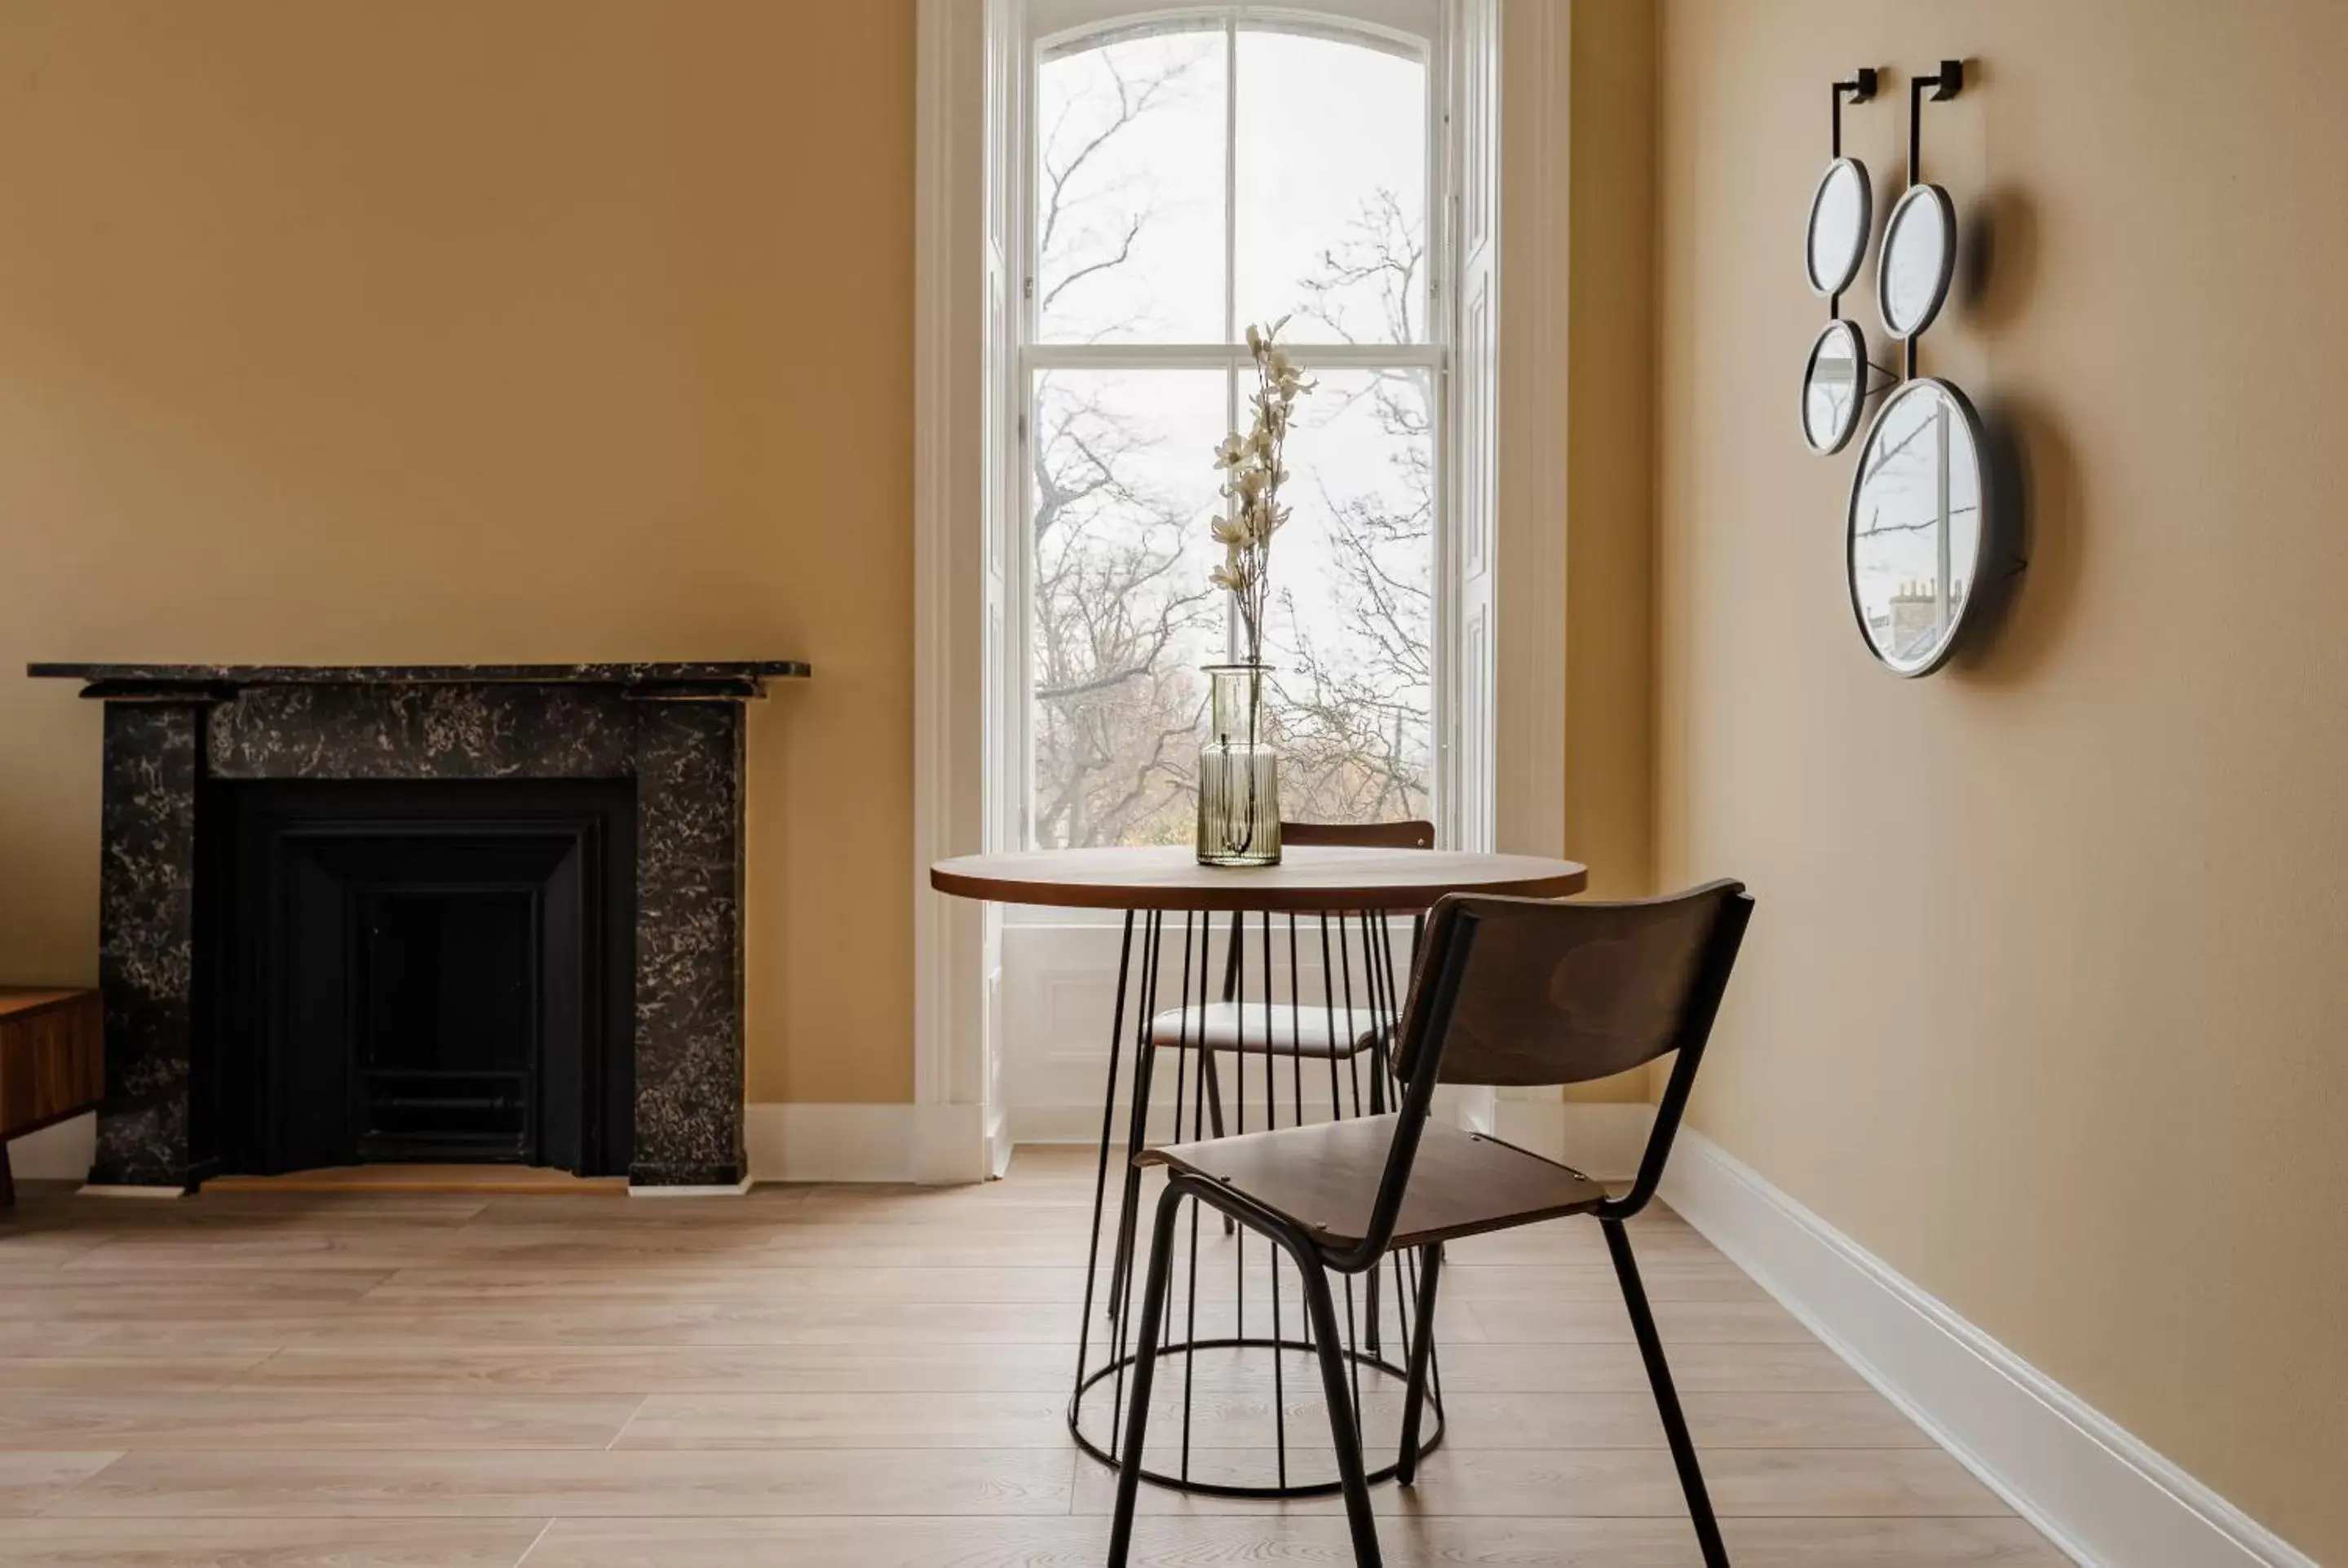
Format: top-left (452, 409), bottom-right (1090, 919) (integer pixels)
top-left (1333, 880), bottom-right (1751, 1265)
top-left (1393, 881), bottom-right (1748, 1088)
top-left (1279, 819), bottom-right (1436, 850)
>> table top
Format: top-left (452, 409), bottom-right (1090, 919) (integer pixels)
top-left (928, 845), bottom-right (1587, 912)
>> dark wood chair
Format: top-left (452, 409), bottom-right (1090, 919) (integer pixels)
top-left (1107, 879), bottom-right (1754, 1568)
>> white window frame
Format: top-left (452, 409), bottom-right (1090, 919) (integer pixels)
top-left (913, 0), bottom-right (1567, 1178)
top-left (1010, 2), bottom-right (1453, 895)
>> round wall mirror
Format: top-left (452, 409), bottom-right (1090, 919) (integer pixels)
top-left (1801, 319), bottom-right (1869, 454)
top-left (1806, 158), bottom-right (1872, 297)
top-left (1878, 183), bottom-right (1956, 339)
top-left (1847, 378), bottom-right (1988, 675)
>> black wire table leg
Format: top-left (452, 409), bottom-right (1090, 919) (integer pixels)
top-left (1103, 914), bottom-right (1163, 1323)
top-left (1605, 1216), bottom-right (1731, 1567)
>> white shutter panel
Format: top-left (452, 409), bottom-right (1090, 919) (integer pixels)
top-left (1447, 0), bottom-right (1500, 853)
top-left (978, 0), bottom-right (1024, 1164)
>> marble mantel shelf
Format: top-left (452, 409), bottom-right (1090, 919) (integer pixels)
top-left (29, 660), bottom-right (811, 698)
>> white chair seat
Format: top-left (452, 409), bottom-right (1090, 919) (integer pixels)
top-left (1144, 1000), bottom-right (1383, 1058)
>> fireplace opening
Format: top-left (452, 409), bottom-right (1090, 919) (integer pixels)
top-left (356, 886), bottom-right (536, 1161)
top-left (197, 779), bottom-right (635, 1178)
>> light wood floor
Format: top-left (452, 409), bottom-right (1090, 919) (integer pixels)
top-left (0, 1146), bottom-right (2063, 1566)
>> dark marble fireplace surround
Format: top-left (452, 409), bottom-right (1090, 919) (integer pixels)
top-left (28, 662), bottom-right (808, 1191)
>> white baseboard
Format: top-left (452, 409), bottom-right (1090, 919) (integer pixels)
top-left (74, 1184), bottom-right (185, 1199)
top-left (9, 1111), bottom-right (95, 1181)
top-left (1491, 1097), bottom-right (1655, 1182)
top-left (743, 1102), bottom-right (992, 1185)
top-left (746, 1102), bottom-right (913, 1183)
top-left (914, 1101), bottom-right (992, 1185)
top-left (1660, 1129), bottom-right (2315, 1568)
top-left (627, 1177), bottom-right (753, 1197)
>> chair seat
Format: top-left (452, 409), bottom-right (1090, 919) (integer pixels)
top-left (1144, 1001), bottom-right (1382, 1058)
top-left (1137, 1115), bottom-right (1607, 1254)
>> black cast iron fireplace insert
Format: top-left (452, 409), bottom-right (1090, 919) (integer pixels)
top-left (200, 779), bottom-right (636, 1177)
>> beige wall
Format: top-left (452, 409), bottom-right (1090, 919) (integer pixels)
top-left (1655, 2), bottom-right (2348, 1557)
top-left (1559, 0), bottom-right (1656, 1106)
top-left (1564, 0), bottom-right (1656, 903)
top-left (0, 0), bottom-right (918, 1105)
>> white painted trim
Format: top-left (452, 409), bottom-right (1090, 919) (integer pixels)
top-left (1660, 1129), bottom-right (2318, 1568)
top-left (913, 0), bottom-right (998, 1188)
top-left (74, 1185), bottom-right (185, 1199)
top-left (743, 1103), bottom-right (991, 1186)
top-left (1490, 1094), bottom-right (1654, 1182)
top-left (627, 1177), bottom-right (753, 1198)
top-left (1492, 0), bottom-right (1569, 859)
top-left (747, 1103), bottom-right (919, 1185)
top-left (915, 1101), bottom-right (995, 1185)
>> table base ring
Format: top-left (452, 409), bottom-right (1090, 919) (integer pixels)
top-left (1068, 1333), bottom-right (1444, 1499)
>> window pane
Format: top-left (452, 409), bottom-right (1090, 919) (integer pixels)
top-left (1030, 369), bottom-right (1227, 848)
top-left (1235, 30), bottom-right (1428, 345)
top-left (1037, 29), bottom-right (1227, 345)
top-left (1261, 368), bottom-right (1435, 823)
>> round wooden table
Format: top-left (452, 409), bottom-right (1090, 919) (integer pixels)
top-left (930, 845), bottom-right (1587, 1496)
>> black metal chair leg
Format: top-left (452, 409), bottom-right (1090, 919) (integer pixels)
top-left (1106, 1183), bottom-right (1189, 1568)
top-left (1604, 1217), bottom-right (1730, 1568)
top-left (1395, 1242), bottom-right (1444, 1484)
top-left (1198, 1051), bottom-right (1236, 1235)
top-left (1295, 1255), bottom-right (1384, 1567)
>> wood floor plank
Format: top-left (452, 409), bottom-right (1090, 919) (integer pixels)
top-left (1435, 1341), bottom-right (1870, 1393)
top-left (0, 1451), bottom-right (121, 1515)
top-left (365, 1264), bottom-right (1100, 1305)
top-left (0, 1358), bottom-right (272, 1393)
top-left (60, 1448), bottom-right (1077, 1517)
top-left (522, 1513), bottom-right (1710, 1566)
top-left (1439, 1262), bottom-right (1769, 1302)
top-left (235, 1344), bottom-right (1083, 1395)
top-left (1072, 1445), bottom-right (2014, 1517)
top-left (0, 1392), bottom-right (643, 1450)
top-left (1461, 1296), bottom-right (1817, 1344)
top-left (0, 1271), bottom-right (397, 1318)
top-left (0, 1518), bottom-right (550, 1567)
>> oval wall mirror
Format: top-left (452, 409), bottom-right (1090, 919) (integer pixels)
top-left (1805, 157), bottom-right (1872, 297)
top-left (1847, 378), bottom-right (1989, 676)
top-left (1878, 183), bottom-right (1956, 339)
top-left (1801, 319), bottom-right (1869, 454)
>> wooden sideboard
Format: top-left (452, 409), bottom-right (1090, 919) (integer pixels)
top-left (0, 988), bottom-right (103, 1206)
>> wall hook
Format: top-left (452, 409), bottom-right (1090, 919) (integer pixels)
top-left (1829, 66), bottom-right (1879, 158)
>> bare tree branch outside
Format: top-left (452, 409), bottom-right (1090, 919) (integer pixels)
top-left (1029, 26), bottom-right (1434, 848)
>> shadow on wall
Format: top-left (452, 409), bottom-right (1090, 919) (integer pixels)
top-left (1960, 184), bottom-right (2040, 333)
top-left (1953, 391), bottom-right (2084, 686)
top-left (1945, 178), bottom-right (2079, 685)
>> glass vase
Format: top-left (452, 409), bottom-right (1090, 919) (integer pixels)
top-left (1196, 663), bottom-right (1281, 867)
